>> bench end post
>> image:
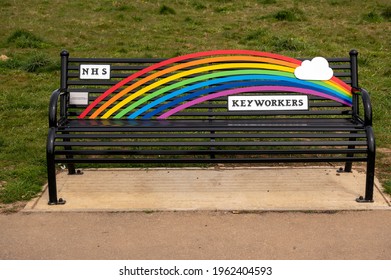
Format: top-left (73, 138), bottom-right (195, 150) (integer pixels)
top-left (47, 128), bottom-right (66, 205)
top-left (356, 126), bottom-right (375, 203)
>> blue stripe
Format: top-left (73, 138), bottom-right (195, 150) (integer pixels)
top-left (125, 75), bottom-right (349, 119)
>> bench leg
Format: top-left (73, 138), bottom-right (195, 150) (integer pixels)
top-left (67, 163), bottom-right (76, 175)
top-left (344, 159), bottom-right (353, 172)
top-left (344, 132), bottom-right (356, 172)
top-left (356, 127), bottom-right (375, 203)
top-left (47, 128), bottom-right (66, 205)
top-left (63, 132), bottom-right (76, 175)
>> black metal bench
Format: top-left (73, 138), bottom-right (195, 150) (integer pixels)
top-left (46, 49), bottom-right (375, 205)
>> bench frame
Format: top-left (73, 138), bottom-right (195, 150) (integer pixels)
top-left (46, 49), bottom-right (375, 205)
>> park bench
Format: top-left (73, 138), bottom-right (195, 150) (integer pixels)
top-left (46, 49), bottom-right (375, 205)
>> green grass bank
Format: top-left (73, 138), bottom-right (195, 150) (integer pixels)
top-left (1, 0), bottom-right (390, 203)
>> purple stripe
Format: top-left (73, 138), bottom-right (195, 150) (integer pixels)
top-left (158, 86), bottom-right (350, 119)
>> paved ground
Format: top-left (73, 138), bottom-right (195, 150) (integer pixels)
top-left (25, 167), bottom-right (390, 211)
top-left (1, 167), bottom-right (390, 260)
top-left (1, 210), bottom-right (391, 260)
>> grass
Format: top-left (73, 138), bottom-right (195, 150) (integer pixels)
top-left (273, 8), bottom-right (307, 22)
top-left (384, 181), bottom-right (391, 196)
top-left (6, 29), bottom-right (50, 49)
top-left (159, 5), bottom-right (176, 15)
top-left (0, 52), bottom-right (58, 73)
top-left (0, 0), bottom-right (391, 203)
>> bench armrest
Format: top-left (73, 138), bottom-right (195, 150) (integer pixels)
top-left (354, 87), bottom-right (372, 126)
top-left (49, 89), bottom-right (66, 127)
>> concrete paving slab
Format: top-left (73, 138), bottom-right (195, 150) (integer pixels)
top-left (24, 166), bottom-right (390, 212)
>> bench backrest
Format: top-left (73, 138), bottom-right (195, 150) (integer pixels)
top-left (60, 50), bottom-right (359, 121)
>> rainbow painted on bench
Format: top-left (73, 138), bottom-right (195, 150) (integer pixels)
top-left (79, 50), bottom-right (352, 120)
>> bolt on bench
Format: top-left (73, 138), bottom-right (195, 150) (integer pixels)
top-left (47, 49), bottom-right (375, 205)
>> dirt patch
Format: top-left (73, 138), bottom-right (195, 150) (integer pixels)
top-left (378, 148), bottom-right (391, 170)
top-left (0, 202), bottom-right (26, 214)
top-left (378, 148), bottom-right (391, 155)
top-left (0, 54), bottom-right (9, 61)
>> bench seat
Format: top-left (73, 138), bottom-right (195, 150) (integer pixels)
top-left (51, 118), bottom-right (369, 164)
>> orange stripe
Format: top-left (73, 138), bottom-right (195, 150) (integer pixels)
top-left (90, 56), bottom-right (298, 118)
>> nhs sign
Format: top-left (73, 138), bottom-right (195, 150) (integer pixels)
top-left (79, 64), bottom-right (111, 79)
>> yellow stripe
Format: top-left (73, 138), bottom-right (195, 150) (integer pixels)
top-left (324, 80), bottom-right (352, 97)
top-left (102, 63), bottom-right (294, 118)
top-left (91, 56), bottom-right (298, 119)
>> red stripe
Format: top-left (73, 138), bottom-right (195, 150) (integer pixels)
top-left (330, 76), bottom-right (352, 92)
top-left (78, 50), bottom-right (301, 118)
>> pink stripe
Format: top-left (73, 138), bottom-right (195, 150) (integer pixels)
top-left (78, 50), bottom-right (301, 118)
top-left (158, 86), bottom-right (349, 119)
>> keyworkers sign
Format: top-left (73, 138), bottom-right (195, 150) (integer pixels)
top-left (228, 95), bottom-right (308, 111)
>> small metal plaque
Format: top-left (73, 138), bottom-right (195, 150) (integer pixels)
top-left (69, 92), bottom-right (89, 106)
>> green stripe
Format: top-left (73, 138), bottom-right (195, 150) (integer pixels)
top-left (114, 70), bottom-right (294, 118)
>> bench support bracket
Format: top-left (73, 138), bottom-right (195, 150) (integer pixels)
top-left (48, 198), bottom-right (66, 205)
